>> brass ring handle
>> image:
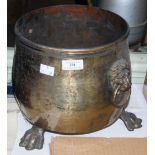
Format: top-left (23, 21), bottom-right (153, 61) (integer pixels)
top-left (112, 85), bottom-right (131, 108)
top-left (108, 58), bottom-right (131, 108)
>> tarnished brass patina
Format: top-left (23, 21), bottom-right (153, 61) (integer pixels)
top-left (13, 5), bottom-right (142, 150)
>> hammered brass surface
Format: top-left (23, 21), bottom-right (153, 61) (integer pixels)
top-left (13, 5), bottom-right (131, 133)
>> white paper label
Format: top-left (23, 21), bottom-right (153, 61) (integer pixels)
top-left (40, 64), bottom-right (55, 76)
top-left (62, 60), bottom-right (84, 70)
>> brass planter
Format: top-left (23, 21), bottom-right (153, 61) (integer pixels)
top-left (13, 5), bottom-right (142, 146)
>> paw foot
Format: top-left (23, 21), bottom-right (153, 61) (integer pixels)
top-left (120, 110), bottom-right (142, 131)
top-left (19, 126), bottom-right (44, 150)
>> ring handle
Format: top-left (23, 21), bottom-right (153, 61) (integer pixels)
top-left (108, 58), bottom-right (131, 108)
top-left (112, 85), bottom-right (131, 108)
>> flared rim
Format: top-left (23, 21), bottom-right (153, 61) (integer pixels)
top-left (15, 5), bottom-right (129, 55)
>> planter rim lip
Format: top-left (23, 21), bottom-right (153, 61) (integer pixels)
top-left (15, 4), bottom-right (130, 55)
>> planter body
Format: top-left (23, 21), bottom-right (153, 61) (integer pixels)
top-left (13, 5), bottom-right (131, 134)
